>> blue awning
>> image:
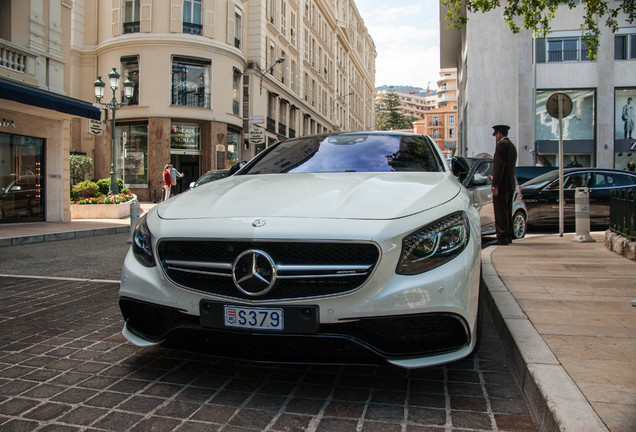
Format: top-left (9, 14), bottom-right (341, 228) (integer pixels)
top-left (0, 77), bottom-right (101, 120)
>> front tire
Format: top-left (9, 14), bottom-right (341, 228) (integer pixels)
top-left (512, 211), bottom-right (527, 239)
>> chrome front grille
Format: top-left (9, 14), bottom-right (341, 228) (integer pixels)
top-left (157, 240), bottom-right (381, 300)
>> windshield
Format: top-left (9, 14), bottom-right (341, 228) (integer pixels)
top-left (239, 133), bottom-right (443, 175)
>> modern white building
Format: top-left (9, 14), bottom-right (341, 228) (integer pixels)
top-left (440, 3), bottom-right (636, 170)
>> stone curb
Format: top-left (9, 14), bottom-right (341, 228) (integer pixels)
top-left (0, 225), bottom-right (130, 247)
top-left (481, 247), bottom-right (609, 432)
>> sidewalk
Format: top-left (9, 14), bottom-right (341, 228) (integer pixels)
top-left (0, 213), bottom-right (634, 431)
top-left (483, 232), bottom-right (635, 432)
top-left (0, 202), bottom-right (155, 246)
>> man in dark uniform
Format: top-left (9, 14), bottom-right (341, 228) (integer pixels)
top-left (489, 125), bottom-right (517, 246)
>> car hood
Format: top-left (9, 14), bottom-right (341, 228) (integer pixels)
top-left (158, 172), bottom-right (460, 220)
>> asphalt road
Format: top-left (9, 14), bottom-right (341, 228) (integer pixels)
top-left (0, 233), bottom-right (131, 280)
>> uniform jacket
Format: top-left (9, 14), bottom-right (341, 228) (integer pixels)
top-left (492, 137), bottom-right (517, 191)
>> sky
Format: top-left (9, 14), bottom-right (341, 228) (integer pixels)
top-left (355, 0), bottom-right (441, 91)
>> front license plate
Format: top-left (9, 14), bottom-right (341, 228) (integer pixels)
top-left (224, 305), bottom-right (284, 331)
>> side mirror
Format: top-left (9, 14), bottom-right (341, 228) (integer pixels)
top-left (229, 161), bottom-right (247, 175)
top-left (189, 181), bottom-right (196, 189)
top-left (470, 175), bottom-right (488, 186)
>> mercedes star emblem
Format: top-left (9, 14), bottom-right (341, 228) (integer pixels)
top-left (232, 249), bottom-right (277, 296)
top-left (252, 219), bottom-right (266, 227)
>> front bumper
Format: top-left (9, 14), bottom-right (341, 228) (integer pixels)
top-left (120, 296), bottom-right (473, 368)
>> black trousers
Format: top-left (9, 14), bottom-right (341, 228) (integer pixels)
top-left (493, 188), bottom-right (514, 243)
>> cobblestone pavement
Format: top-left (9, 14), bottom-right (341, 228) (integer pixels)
top-left (0, 276), bottom-right (537, 432)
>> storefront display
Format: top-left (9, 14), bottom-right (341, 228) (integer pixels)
top-left (0, 133), bottom-right (45, 223)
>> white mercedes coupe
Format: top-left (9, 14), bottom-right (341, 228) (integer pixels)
top-left (119, 131), bottom-right (482, 368)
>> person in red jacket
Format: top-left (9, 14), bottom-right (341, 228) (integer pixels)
top-left (489, 125), bottom-right (517, 246)
top-left (162, 164), bottom-right (172, 201)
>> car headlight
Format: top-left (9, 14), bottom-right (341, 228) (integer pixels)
top-left (397, 212), bottom-right (469, 275)
top-left (132, 214), bottom-right (155, 267)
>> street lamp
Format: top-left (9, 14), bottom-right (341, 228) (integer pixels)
top-left (334, 91), bottom-right (355, 130)
top-left (93, 68), bottom-right (135, 195)
top-left (259, 57), bottom-right (286, 94)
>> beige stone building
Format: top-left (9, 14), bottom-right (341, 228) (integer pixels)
top-left (70, 0), bottom-right (376, 202)
top-left (0, 0), bottom-right (100, 224)
top-left (0, 0), bottom-right (376, 219)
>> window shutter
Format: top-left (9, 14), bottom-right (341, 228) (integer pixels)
top-left (140, 0), bottom-right (151, 32)
top-left (227, 1), bottom-right (234, 45)
top-left (112, 0), bottom-right (120, 36)
top-left (170, 0), bottom-right (182, 33)
top-left (204, 0), bottom-right (216, 38)
top-left (535, 38), bottom-right (545, 63)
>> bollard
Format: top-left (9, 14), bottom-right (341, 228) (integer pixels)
top-left (128, 199), bottom-right (141, 244)
top-left (571, 187), bottom-right (595, 243)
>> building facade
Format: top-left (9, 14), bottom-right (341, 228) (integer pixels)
top-left (413, 105), bottom-right (457, 157)
top-left (0, 0), bottom-right (100, 224)
top-left (375, 89), bottom-right (437, 120)
top-left (440, 4), bottom-right (636, 170)
top-left (70, 0), bottom-right (376, 202)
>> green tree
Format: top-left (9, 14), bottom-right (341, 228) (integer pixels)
top-left (69, 154), bottom-right (94, 185)
top-left (376, 91), bottom-right (413, 131)
top-left (442, 0), bottom-right (635, 59)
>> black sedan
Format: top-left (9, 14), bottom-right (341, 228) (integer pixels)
top-left (188, 169), bottom-right (229, 188)
top-left (520, 168), bottom-right (636, 227)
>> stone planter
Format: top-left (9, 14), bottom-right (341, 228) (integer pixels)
top-left (71, 198), bottom-right (133, 219)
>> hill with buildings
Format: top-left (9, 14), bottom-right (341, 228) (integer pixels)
top-left (375, 85), bottom-right (436, 96)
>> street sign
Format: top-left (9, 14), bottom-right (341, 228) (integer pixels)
top-left (249, 115), bottom-right (265, 124)
top-left (546, 93), bottom-right (572, 119)
top-left (249, 125), bottom-right (265, 145)
top-left (89, 119), bottom-right (103, 135)
top-left (545, 92), bottom-right (573, 237)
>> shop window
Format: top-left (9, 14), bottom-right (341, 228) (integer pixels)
top-left (121, 56), bottom-right (140, 106)
top-left (0, 133), bottom-right (45, 223)
top-left (614, 88), bottom-right (636, 170)
top-left (183, 0), bottom-right (202, 35)
top-left (535, 89), bottom-right (596, 167)
top-left (171, 57), bottom-right (211, 108)
top-left (226, 130), bottom-right (241, 169)
top-left (116, 122), bottom-right (148, 186)
top-left (123, 0), bottom-right (140, 34)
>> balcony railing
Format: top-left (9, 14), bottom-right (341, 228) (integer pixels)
top-left (0, 40), bottom-right (29, 74)
top-left (171, 89), bottom-right (210, 108)
top-left (278, 122), bottom-right (287, 136)
top-left (183, 22), bottom-right (203, 35)
top-left (548, 49), bottom-right (579, 62)
top-left (267, 117), bottom-right (276, 132)
top-left (610, 187), bottom-right (636, 241)
top-left (123, 21), bottom-right (140, 34)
